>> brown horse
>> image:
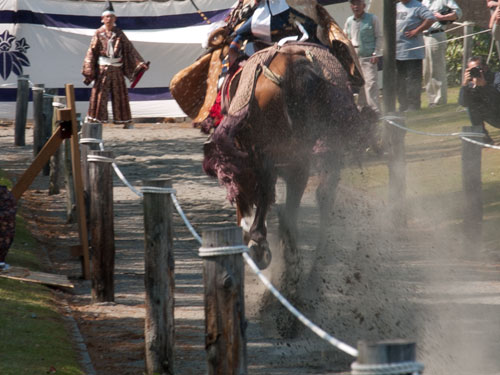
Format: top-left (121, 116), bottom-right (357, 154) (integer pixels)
top-left (203, 41), bottom-right (377, 275)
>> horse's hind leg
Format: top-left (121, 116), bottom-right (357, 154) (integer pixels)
top-left (316, 149), bottom-right (343, 251)
top-left (273, 162), bottom-right (309, 338)
top-left (279, 161), bottom-right (309, 274)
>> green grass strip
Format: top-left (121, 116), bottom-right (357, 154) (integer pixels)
top-left (0, 171), bottom-right (83, 375)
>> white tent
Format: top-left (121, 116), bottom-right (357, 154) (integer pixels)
top-left (0, 0), bottom-right (381, 120)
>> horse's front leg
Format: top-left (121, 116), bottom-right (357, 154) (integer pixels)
top-left (247, 160), bottom-right (276, 270)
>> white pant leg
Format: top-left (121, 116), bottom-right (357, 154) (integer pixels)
top-left (423, 32), bottom-right (447, 105)
top-left (358, 57), bottom-right (380, 113)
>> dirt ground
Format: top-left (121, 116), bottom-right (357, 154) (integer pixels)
top-left (2, 121), bottom-right (500, 375)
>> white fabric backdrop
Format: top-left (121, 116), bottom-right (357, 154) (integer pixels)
top-left (0, 0), bottom-right (367, 120)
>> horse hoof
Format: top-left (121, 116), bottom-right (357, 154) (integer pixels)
top-left (248, 240), bottom-right (272, 270)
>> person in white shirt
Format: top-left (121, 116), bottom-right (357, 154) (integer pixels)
top-left (344, 0), bottom-right (383, 114)
top-left (422, 0), bottom-right (462, 107)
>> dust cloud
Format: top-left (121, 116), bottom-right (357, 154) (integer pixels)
top-left (245, 157), bottom-right (500, 374)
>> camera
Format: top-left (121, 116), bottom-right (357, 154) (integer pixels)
top-left (438, 6), bottom-right (453, 25)
top-left (470, 67), bottom-right (482, 78)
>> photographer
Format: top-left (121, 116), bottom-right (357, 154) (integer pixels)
top-left (459, 56), bottom-right (500, 143)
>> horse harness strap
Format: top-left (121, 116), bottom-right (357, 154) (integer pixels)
top-left (227, 42), bottom-right (328, 115)
top-left (262, 65), bottom-right (283, 86)
top-left (260, 44), bottom-right (315, 87)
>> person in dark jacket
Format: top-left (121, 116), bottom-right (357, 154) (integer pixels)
top-left (459, 56), bottom-right (500, 144)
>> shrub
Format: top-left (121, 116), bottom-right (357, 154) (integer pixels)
top-left (446, 25), bottom-right (500, 86)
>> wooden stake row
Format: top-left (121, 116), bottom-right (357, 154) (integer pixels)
top-left (12, 84), bottom-right (90, 280)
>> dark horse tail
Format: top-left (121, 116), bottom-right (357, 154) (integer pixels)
top-left (282, 56), bottom-right (323, 137)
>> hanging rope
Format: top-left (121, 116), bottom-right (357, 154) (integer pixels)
top-left (189, 0), bottom-right (211, 25)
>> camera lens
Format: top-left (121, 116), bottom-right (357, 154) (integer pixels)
top-left (470, 67), bottom-right (481, 78)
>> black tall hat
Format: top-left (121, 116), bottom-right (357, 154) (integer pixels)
top-left (102, 1), bottom-right (115, 16)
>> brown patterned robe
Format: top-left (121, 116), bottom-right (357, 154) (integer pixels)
top-left (82, 26), bottom-right (145, 123)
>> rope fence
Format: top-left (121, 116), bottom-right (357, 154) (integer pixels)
top-left (382, 116), bottom-right (487, 139)
top-left (382, 116), bottom-right (496, 148)
top-left (79, 134), bottom-right (360, 359)
top-left (350, 361), bottom-right (424, 375)
top-left (78, 103), bottom-right (493, 364)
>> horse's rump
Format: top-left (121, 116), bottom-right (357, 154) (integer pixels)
top-left (203, 42), bottom-right (363, 215)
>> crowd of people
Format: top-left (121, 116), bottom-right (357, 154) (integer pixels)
top-left (344, 0), bottom-right (462, 113)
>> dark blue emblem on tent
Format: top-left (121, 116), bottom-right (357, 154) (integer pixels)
top-left (0, 30), bottom-right (30, 80)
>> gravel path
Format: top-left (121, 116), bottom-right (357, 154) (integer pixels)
top-left (2, 121), bottom-right (500, 374)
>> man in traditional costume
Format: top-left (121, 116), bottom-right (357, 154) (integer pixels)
top-left (82, 1), bottom-right (148, 128)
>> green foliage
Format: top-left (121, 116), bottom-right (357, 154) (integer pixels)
top-left (446, 26), bottom-right (500, 86)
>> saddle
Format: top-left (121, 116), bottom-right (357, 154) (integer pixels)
top-left (169, 1), bottom-right (363, 127)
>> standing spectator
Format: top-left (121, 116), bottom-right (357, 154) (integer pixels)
top-left (396, 0), bottom-right (435, 112)
top-left (82, 1), bottom-right (149, 129)
top-left (344, 0), bottom-right (383, 114)
top-left (422, 0), bottom-right (462, 107)
top-left (489, 4), bottom-right (500, 41)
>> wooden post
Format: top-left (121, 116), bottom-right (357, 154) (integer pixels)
top-left (461, 126), bottom-right (484, 249)
top-left (80, 122), bottom-right (102, 220)
top-left (89, 150), bottom-right (115, 302)
top-left (63, 136), bottom-right (76, 222)
top-left (383, 0), bottom-right (397, 114)
top-left (65, 84), bottom-right (90, 280)
top-left (385, 113), bottom-right (407, 227)
top-left (62, 113), bottom-right (82, 220)
top-left (15, 74), bottom-right (29, 146)
top-left (49, 95), bottom-right (66, 195)
top-left (33, 84), bottom-right (45, 157)
top-left (42, 88), bottom-right (57, 175)
top-left (461, 22), bottom-right (475, 81)
top-left (143, 179), bottom-right (175, 375)
top-left (32, 84), bottom-right (52, 176)
top-left (201, 226), bottom-right (247, 375)
top-left (355, 340), bottom-right (422, 374)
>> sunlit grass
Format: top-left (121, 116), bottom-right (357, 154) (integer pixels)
top-left (0, 172), bottom-right (83, 375)
top-left (342, 86), bottom-right (500, 252)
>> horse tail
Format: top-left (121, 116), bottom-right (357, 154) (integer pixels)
top-left (282, 56), bottom-right (325, 131)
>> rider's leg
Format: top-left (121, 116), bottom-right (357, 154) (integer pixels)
top-left (229, 18), bottom-right (253, 65)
